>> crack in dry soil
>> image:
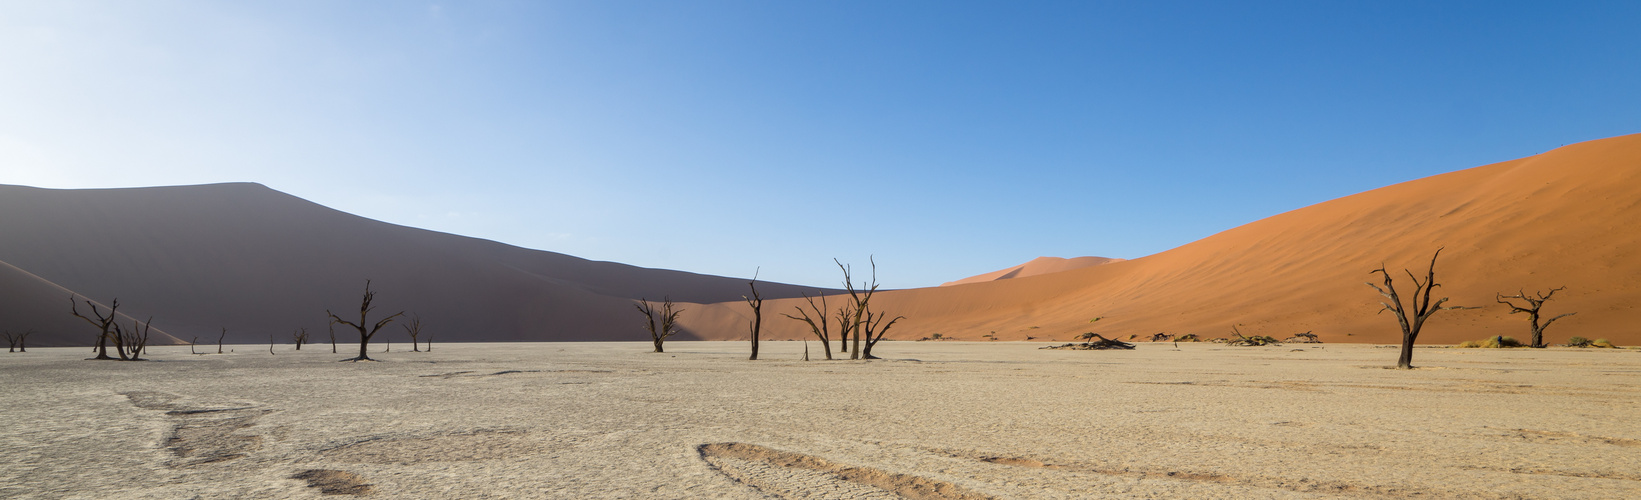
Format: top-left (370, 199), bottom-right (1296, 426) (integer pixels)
top-left (1494, 427), bottom-right (1641, 448)
top-left (122, 391), bottom-right (271, 467)
top-left (699, 442), bottom-right (992, 500)
top-left (935, 447), bottom-right (1471, 498)
top-left (418, 369), bottom-right (615, 379)
top-left (1457, 464), bottom-right (1641, 482)
top-left (319, 429), bottom-right (537, 464)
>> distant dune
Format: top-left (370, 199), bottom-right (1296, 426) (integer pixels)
top-left (684, 133), bottom-right (1641, 346)
top-left (0, 183), bottom-right (832, 346)
top-left (941, 256), bottom-right (1123, 286)
top-left (7, 134), bottom-right (1640, 348)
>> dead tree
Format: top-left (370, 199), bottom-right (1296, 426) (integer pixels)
top-left (1367, 248), bottom-right (1473, 369)
top-left (834, 304), bottom-right (854, 355)
top-left (328, 324), bottom-right (337, 353)
top-left (426, 332), bottom-right (433, 352)
top-left (70, 296), bottom-right (122, 360)
top-left (190, 336), bottom-right (199, 355)
top-left (1497, 287), bottom-right (1575, 348)
top-left (401, 314), bottom-right (424, 352)
top-left (782, 293), bottom-right (834, 360)
top-left (860, 309), bottom-right (904, 359)
top-left (1042, 333), bottom-right (1134, 350)
top-left (326, 280), bottom-right (404, 362)
top-left (5, 330), bottom-right (34, 353)
top-left (293, 327), bottom-right (310, 350)
top-left (836, 257), bottom-right (890, 360)
top-left (745, 271), bottom-right (763, 360)
top-left (114, 317), bottom-right (152, 360)
top-left (635, 297), bottom-right (683, 353)
top-left (269, 333), bottom-right (276, 355)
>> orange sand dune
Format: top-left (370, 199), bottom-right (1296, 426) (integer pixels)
top-left (684, 133), bottom-right (1641, 346)
top-left (941, 256), bottom-right (1124, 286)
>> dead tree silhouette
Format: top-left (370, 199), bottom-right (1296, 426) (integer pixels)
top-left (1497, 287), bottom-right (1575, 348)
top-left (70, 296), bottom-right (123, 360)
top-left (5, 330), bottom-right (34, 352)
top-left (1367, 249), bottom-right (1474, 369)
top-left (835, 303), bottom-right (854, 355)
top-left (326, 280), bottom-right (404, 362)
top-left (860, 308), bottom-right (904, 359)
top-left (836, 257), bottom-right (899, 359)
top-left (745, 271), bottom-right (763, 360)
top-left (782, 293), bottom-right (834, 360)
top-left (402, 314), bottom-right (424, 352)
top-left (112, 317), bottom-right (152, 360)
top-left (635, 297), bottom-right (682, 353)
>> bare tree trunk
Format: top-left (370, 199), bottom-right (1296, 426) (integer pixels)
top-left (191, 337), bottom-right (198, 355)
top-left (120, 317), bottom-right (151, 360)
top-left (836, 305), bottom-right (851, 354)
top-left (70, 296), bottom-right (121, 360)
top-left (327, 280), bottom-right (405, 362)
top-left (636, 297), bottom-right (683, 353)
top-left (746, 272), bottom-right (762, 361)
top-left (836, 258), bottom-right (883, 360)
top-left (1367, 249), bottom-right (1472, 369)
top-left (861, 310), bottom-right (903, 359)
top-left (270, 333), bottom-right (276, 355)
top-left (218, 327), bottom-right (227, 354)
top-left (1498, 288), bottom-right (1574, 348)
top-left (402, 314), bottom-right (423, 352)
top-left (782, 293), bottom-right (834, 360)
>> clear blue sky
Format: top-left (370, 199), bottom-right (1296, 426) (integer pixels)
top-left (4, 1), bottom-right (1639, 288)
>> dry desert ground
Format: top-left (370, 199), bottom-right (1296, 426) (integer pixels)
top-left (3, 341), bottom-right (1640, 499)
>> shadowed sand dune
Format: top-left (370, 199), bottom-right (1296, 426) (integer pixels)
top-left (940, 256), bottom-right (1123, 287)
top-left (0, 183), bottom-right (831, 346)
top-left (0, 258), bottom-right (184, 347)
top-left (684, 133), bottom-right (1641, 346)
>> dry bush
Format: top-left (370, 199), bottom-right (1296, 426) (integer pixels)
top-left (1457, 336), bottom-right (1524, 348)
top-left (1284, 332), bottom-right (1322, 343)
top-left (1040, 333), bottom-right (1135, 350)
top-left (1566, 336), bottom-right (1619, 348)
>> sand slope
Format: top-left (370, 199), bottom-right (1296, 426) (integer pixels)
top-left (686, 133), bottom-right (1641, 346)
top-left (0, 258), bottom-right (183, 347)
top-left (0, 183), bottom-right (831, 345)
top-left (940, 256), bottom-right (1123, 287)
